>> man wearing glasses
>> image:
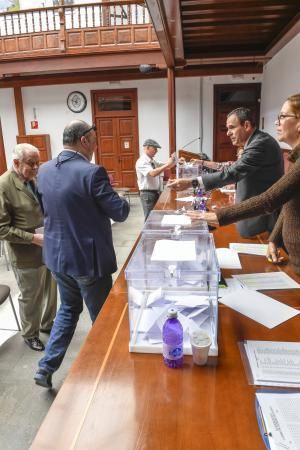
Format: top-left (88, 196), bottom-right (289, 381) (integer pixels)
top-left (34, 120), bottom-right (129, 388)
top-left (168, 107), bottom-right (284, 237)
top-left (0, 143), bottom-right (57, 351)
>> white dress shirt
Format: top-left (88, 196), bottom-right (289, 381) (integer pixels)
top-left (135, 154), bottom-right (163, 191)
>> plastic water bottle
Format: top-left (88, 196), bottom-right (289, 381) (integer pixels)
top-left (193, 188), bottom-right (203, 210)
top-left (162, 308), bottom-right (183, 368)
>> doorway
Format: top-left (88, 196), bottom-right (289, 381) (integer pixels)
top-left (213, 83), bottom-right (261, 162)
top-left (92, 88), bottom-right (139, 190)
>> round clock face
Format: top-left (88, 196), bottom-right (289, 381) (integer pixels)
top-left (67, 91), bottom-right (87, 113)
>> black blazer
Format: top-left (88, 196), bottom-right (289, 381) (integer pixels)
top-left (37, 151), bottom-right (130, 277)
top-left (202, 129), bottom-right (284, 237)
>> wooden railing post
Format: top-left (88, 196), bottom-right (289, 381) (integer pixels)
top-left (58, 4), bottom-right (66, 52)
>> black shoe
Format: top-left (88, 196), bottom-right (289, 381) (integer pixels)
top-left (24, 337), bottom-right (45, 351)
top-left (34, 369), bottom-right (52, 389)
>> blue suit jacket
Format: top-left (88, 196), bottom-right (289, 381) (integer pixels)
top-left (37, 151), bottom-right (130, 277)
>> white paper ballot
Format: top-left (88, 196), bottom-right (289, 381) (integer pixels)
top-left (256, 392), bottom-right (300, 450)
top-left (219, 289), bottom-right (299, 328)
top-left (233, 272), bottom-right (300, 290)
top-left (216, 248), bottom-right (242, 269)
top-left (229, 242), bottom-right (268, 256)
top-left (161, 214), bottom-right (191, 226)
top-left (129, 287), bottom-right (145, 307)
top-left (174, 295), bottom-right (209, 308)
top-left (151, 239), bottom-right (196, 261)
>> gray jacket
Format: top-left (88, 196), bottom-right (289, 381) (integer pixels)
top-left (202, 129), bottom-right (284, 237)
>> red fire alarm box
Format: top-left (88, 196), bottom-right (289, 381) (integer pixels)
top-left (31, 121), bottom-right (39, 129)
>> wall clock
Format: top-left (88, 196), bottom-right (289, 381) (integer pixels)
top-left (67, 91), bottom-right (87, 113)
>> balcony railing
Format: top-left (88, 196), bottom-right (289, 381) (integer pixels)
top-left (0, 1), bottom-right (158, 60)
top-left (0, 1), bottom-right (150, 36)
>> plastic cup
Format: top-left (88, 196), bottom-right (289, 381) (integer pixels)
top-left (189, 329), bottom-right (211, 366)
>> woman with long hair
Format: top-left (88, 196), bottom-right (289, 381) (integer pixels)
top-left (188, 93), bottom-right (300, 275)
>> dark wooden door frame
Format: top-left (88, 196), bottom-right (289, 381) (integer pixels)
top-left (213, 83), bottom-right (261, 161)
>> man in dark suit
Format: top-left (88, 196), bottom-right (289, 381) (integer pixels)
top-left (34, 120), bottom-right (130, 388)
top-left (168, 107), bottom-right (284, 237)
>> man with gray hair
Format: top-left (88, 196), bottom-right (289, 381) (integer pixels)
top-left (0, 143), bottom-right (57, 351)
top-left (168, 107), bottom-right (284, 237)
top-left (136, 138), bottom-right (176, 220)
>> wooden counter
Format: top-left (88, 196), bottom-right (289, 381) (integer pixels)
top-left (31, 188), bottom-right (300, 450)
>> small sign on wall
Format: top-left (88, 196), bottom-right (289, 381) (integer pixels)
top-left (31, 120), bottom-right (39, 129)
top-left (124, 141), bottom-right (130, 149)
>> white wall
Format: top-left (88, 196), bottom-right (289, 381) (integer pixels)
top-left (0, 74), bottom-right (264, 167)
top-left (261, 33), bottom-right (300, 149)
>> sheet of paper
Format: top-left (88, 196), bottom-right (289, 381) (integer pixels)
top-left (161, 214), bottom-right (191, 226)
top-left (219, 289), bottom-right (299, 328)
top-left (151, 239), bottom-right (196, 261)
top-left (175, 195), bottom-right (195, 202)
top-left (245, 341), bottom-right (300, 386)
top-left (216, 248), bottom-right (242, 269)
top-left (174, 295), bottom-right (209, 308)
top-left (229, 242), bottom-right (268, 256)
top-left (129, 287), bottom-right (145, 307)
top-left (146, 288), bottom-right (165, 307)
top-left (233, 272), bottom-right (300, 290)
top-left (256, 392), bottom-right (300, 450)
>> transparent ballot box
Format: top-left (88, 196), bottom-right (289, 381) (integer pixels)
top-left (176, 162), bottom-right (200, 179)
top-left (125, 231), bottom-right (220, 356)
top-left (143, 210), bottom-right (209, 234)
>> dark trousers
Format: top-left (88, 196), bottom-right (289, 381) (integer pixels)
top-left (38, 271), bottom-right (112, 374)
top-left (140, 191), bottom-right (159, 221)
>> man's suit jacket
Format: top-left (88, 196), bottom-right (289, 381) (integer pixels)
top-left (37, 151), bottom-right (130, 278)
top-left (0, 170), bottom-right (44, 268)
top-left (202, 129), bottom-right (284, 237)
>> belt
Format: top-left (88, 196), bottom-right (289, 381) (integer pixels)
top-left (140, 189), bottom-right (159, 193)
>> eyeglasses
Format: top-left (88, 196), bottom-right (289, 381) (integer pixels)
top-left (81, 124), bottom-right (96, 137)
top-left (277, 114), bottom-right (299, 124)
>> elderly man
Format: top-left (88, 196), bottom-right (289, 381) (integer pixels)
top-left (136, 138), bottom-right (176, 220)
top-left (34, 120), bottom-right (130, 388)
top-left (168, 108), bottom-right (284, 237)
top-left (0, 144), bottom-right (57, 351)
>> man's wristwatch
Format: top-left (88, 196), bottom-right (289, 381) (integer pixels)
top-left (192, 178), bottom-right (199, 189)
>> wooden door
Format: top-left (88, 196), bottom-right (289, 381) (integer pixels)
top-left (92, 89), bottom-right (139, 190)
top-left (0, 119), bottom-right (7, 175)
top-left (213, 83), bottom-right (261, 162)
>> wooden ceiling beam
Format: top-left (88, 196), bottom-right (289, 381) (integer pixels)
top-left (145, 0), bottom-right (175, 67)
top-left (0, 50), bottom-right (165, 77)
top-left (181, 0), bottom-right (295, 11)
top-left (265, 11), bottom-right (300, 58)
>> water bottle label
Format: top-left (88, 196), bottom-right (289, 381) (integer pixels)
top-left (163, 343), bottom-right (183, 360)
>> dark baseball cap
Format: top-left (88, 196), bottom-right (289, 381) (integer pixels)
top-left (143, 139), bottom-right (161, 148)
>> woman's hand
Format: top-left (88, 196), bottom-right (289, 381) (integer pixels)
top-left (186, 211), bottom-right (219, 225)
top-left (266, 242), bottom-right (285, 264)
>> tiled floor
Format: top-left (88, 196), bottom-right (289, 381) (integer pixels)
top-left (0, 195), bottom-right (144, 450)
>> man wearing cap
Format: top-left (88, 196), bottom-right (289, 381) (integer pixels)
top-left (136, 139), bottom-right (176, 220)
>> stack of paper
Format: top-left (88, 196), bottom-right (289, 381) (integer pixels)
top-left (256, 391), bottom-right (300, 450)
top-left (244, 340), bottom-right (300, 387)
top-left (232, 272), bottom-right (300, 290)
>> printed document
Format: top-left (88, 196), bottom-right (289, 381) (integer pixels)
top-left (232, 272), bottom-right (300, 290)
top-left (256, 392), bottom-right (300, 450)
top-left (244, 340), bottom-right (300, 387)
